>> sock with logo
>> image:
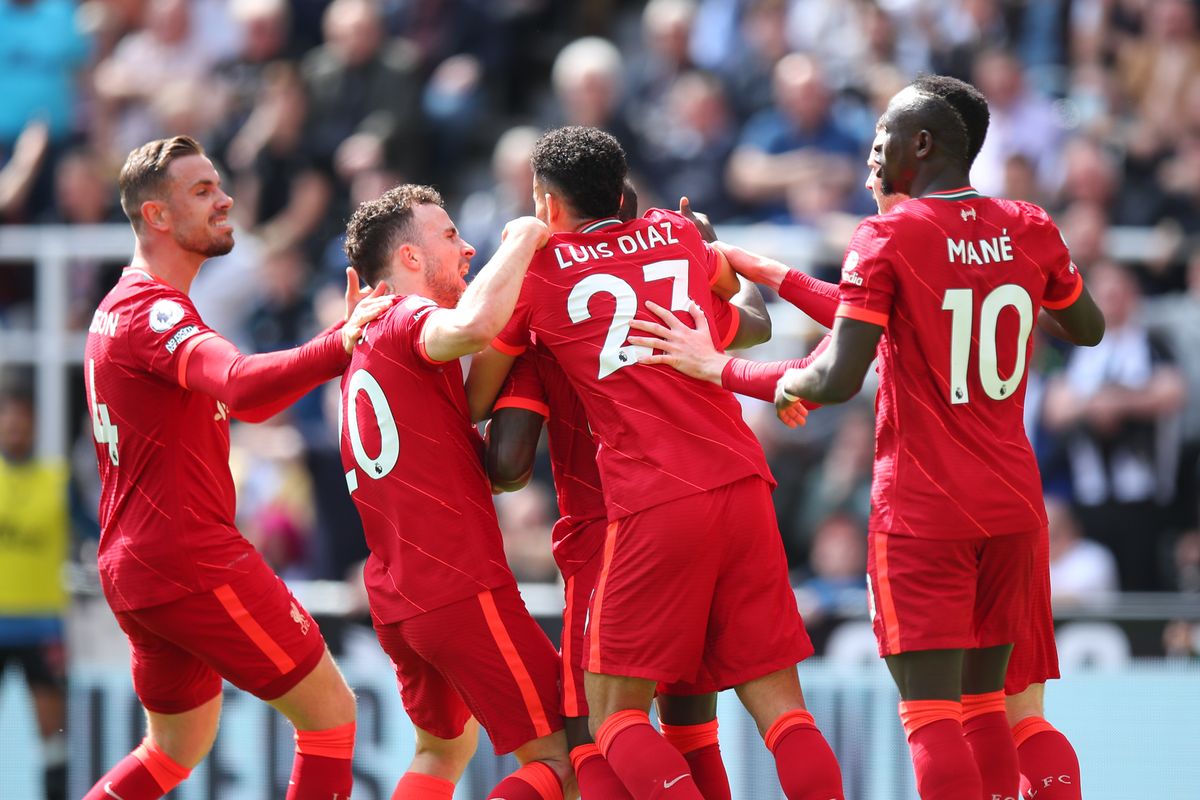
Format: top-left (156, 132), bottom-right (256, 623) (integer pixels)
top-left (392, 771), bottom-right (455, 800)
top-left (286, 721), bottom-right (355, 800)
top-left (661, 720), bottom-right (730, 800)
top-left (763, 709), bottom-right (844, 800)
top-left (571, 744), bottom-right (635, 800)
top-left (963, 692), bottom-right (1021, 800)
top-left (82, 737), bottom-right (190, 800)
top-left (487, 761), bottom-right (563, 800)
top-left (1011, 717), bottom-right (1082, 800)
top-left (898, 700), bottom-right (981, 800)
top-left (596, 710), bottom-right (704, 800)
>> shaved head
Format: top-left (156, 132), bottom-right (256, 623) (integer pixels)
top-left (882, 86), bottom-right (972, 167)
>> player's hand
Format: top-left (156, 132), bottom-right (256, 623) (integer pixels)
top-left (501, 216), bottom-right (550, 250)
top-left (627, 300), bottom-right (730, 384)
top-left (715, 242), bottom-right (788, 291)
top-left (678, 196), bottom-right (717, 243)
top-left (774, 370), bottom-right (811, 428)
top-left (342, 271), bottom-right (395, 354)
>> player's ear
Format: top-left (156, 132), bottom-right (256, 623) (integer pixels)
top-left (393, 242), bottom-right (421, 274)
top-left (544, 191), bottom-right (562, 226)
top-left (140, 200), bottom-right (168, 232)
top-left (916, 129), bottom-right (934, 160)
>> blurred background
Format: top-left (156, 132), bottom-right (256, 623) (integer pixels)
top-left (0, 0), bottom-right (1198, 798)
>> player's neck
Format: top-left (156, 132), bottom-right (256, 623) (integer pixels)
top-left (129, 241), bottom-right (203, 294)
top-left (910, 168), bottom-right (973, 200)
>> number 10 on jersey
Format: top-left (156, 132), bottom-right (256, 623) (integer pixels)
top-left (941, 284), bottom-right (1034, 405)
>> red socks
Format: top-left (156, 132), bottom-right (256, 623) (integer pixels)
top-left (596, 709), bottom-right (703, 800)
top-left (660, 721), bottom-right (730, 800)
top-left (287, 721), bottom-right (356, 800)
top-left (963, 692), bottom-right (1021, 800)
top-left (393, 771), bottom-right (455, 800)
top-left (1012, 717), bottom-right (1082, 800)
top-left (763, 710), bottom-right (844, 800)
top-left (487, 761), bottom-right (564, 800)
top-left (572, 743), bottom-right (635, 800)
top-left (898, 700), bottom-right (982, 800)
top-left (83, 738), bottom-right (190, 800)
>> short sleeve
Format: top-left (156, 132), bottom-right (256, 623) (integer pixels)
top-left (124, 288), bottom-right (218, 387)
top-left (492, 352), bottom-right (549, 417)
top-left (834, 218), bottom-right (895, 328)
top-left (1037, 219), bottom-right (1084, 310)
top-left (394, 295), bottom-right (447, 367)
top-left (709, 295), bottom-right (740, 351)
top-left (494, 293), bottom-right (533, 356)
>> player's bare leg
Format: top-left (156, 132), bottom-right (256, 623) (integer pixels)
top-left (82, 693), bottom-right (222, 800)
top-left (584, 672), bottom-right (703, 800)
top-left (961, 645), bottom-right (1021, 800)
top-left (502, 729), bottom-right (575, 800)
top-left (734, 666), bottom-right (844, 800)
top-left (266, 648), bottom-right (357, 800)
top-left (1005, 684), bottom-right (1082, 800)
top-left (391, 719), bottom-right (478, 799)
top-left (884, 648), bottom-right (981, 799)
top-left (656, 693), bottom-right (729, 800)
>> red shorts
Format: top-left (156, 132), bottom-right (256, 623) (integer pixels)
top-left (1006, 528), bottom-right (1059, 695)
top-left (867, 529), bottom-right (1036, 657)
top-left (584, 476), bottom-right (813, 687)
top-left (374, 584), bottom-right (563, 755)
top-left (560, 528), bottom-right (603, 718)
top-left (113, 552), bottom-right (326, 714)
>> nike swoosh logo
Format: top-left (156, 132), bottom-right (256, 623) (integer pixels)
top-left (663, 774), bottom-right (689, 789)
top-left (104, 782), bottom-right (128, 800)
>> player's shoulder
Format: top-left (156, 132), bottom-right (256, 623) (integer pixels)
top-left (107, 273), bottom-right (196, 335)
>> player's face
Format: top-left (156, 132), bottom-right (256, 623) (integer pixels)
top-left (411, 203), bottom-right (475, 308)
top-left (163, 155), bottom-right (235, 257)
top-left (874, 88), bottom-right (922, 197)
top-left (865, 139), bottom-right (908, 215)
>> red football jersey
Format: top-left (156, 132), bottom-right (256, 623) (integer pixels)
top-left (84, 268), bottom-right (250, 611)
top-left (495, 209), bottom-right (773, 520)
top-left (341, 295), bottom-right (515, 624)
top-left (492, 339), bottom-right (607, 577)
top-left (835, 188), bottom-right (1083, 539)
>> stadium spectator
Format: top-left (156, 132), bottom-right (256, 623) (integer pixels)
top-left (458, 125), bottom-right (539, 266)
top-left (726, 53), bottom-right (860, 222)
top-left (494, 482), bottom-right (559, 584)
top-left (1043, 261), bottom-right (1187, 590)
top-left (546, 36), bottom-right (642, 170)
top-left (1045, 496), bottom-right (1119, 603)
top-left (0, 380), bottom-right (68, 800)
top-left (970, 48), bottom-right (1065, 198)
top-left (624, 0), bottom-right (699, 147)
top-left (793, 512), bottom-right (867, 624)
top-left (300, 0), bottom-right (428, 186)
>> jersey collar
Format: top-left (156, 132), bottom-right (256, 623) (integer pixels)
top-left (121, 267), bottom-right (164, 284)
top-left (924, 186), bottom-right (984, 200)
top-left (577, 217), bottom-right (623, 233)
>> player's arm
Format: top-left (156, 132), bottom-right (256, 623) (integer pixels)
top-left (775, 317), bottom-right (882, 410)
top-left (725, 275), bottom-right (772, 349)
top-left (716, 242), bottom-right (840, 327)
top-left (467, 346), bottom-right (518, 422)
top-left (1039, 288), bottom-right (1104, 347)
top-left (419, 217), bottom-right (548, 363)
top-left (184, 270), bottom-right (393, 413)
top-left (486, 408), bottom-right (545, 492)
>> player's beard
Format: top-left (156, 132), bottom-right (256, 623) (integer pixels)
top-left (175, 222), bottom-right (235, 258)
top-left (424, 261), bottom-right (466, 308)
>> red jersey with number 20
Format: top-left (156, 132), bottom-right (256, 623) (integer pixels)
top-left (835, 188), bottom-right (1083, 539)
top-left (495, 208), bottom-right (772, 521)
top-left (84, 269), bottom-right (249, 611)
top-left (341, 296), bottom-right (515, 624)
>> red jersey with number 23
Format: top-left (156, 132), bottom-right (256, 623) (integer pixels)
top-left (835, 188), bottom-right (1083, 539)
top-left (495, 208), bottom-right (772, 521)
top-left (84, 268), bottom-right (249, 611)
top-left (341, 295), bottom-right (515, 624)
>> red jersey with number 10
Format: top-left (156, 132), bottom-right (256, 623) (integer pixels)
top-left (835, 188), bottom-right (1083, 539)
top-left (495, 208), bottom-right (773, 521)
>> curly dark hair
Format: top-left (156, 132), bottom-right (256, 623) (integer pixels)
top-left (911, 74), bottom-right (990, 165)
top-left (344, 184), bottom-right (443, 287)
top-left (531, 126), bottom-right (626, 220)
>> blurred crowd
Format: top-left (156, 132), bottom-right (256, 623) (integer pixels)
top-left (1, 0), bottom-right (1199, 615)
